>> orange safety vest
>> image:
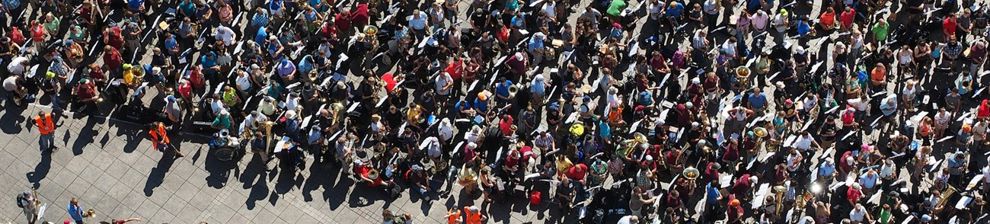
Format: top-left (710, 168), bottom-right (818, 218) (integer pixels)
top-left (34, 113), bottom-right (54, 135)
top-left (148, 123), bottom-right (170, 146)
top-left (447, 210), bottom-right (462, 224)
top-left (463, 208), bottom-right (482, 224)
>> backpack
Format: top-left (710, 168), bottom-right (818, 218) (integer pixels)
top-left (16, 193), bottom-right (26, 208)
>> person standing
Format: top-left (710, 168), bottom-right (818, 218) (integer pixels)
top-left (67, 197), bottom-right (84, 224)
top-left (17, 191), bottom-right (39, 224)
top-left (34, 111), bottom-right (56, 151)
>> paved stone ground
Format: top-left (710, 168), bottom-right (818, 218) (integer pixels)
top-left (0, 102), bottom-right (550, 223)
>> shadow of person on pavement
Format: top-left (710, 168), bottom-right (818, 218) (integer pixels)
top-left (143, 152), bottom-right (177, 196)
top-left (70, 115), bottom-right (99, 155)
top-left (204, 147), bottom-right (237, 189)
top-left (0, 98), bottom-right (27, 134)
top-left (26, 150), bottom-right (52, 189)
top-left (241, 153), bottom-right (270, 210)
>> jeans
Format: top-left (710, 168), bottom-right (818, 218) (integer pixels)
top-left (39, 134), bottom-right (54, 150)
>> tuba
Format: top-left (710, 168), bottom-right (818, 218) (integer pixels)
top-left (682, 167), bottom-right (700, 180)
top-left (364, 25), bottom-right (379, 36)
top-left (508, 84), bottom-right (519, 98)
top-left (773, 185), bottom-right (787, 217)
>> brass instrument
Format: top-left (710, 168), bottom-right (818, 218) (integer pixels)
top-left (682, 167), bottom-right (700, 180)
top-left (508, 84), bottom-right (519, 98)
top-left (773, 185), bottom-right (787, 217)
top-left (935, 185), bottom-right (957, 214)
top-left (367, 168), bottom-right (380, 180)
top-left (364, 25), bottom-right (379, 36)
top-left (736, 66), bottom-right (751, 88)
top-left (82, 208), bottom-right (96, 218)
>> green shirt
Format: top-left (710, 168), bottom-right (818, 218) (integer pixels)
top-left (879, 208), bottom-right (891, 224)
top-left (872, 23), bottom-right (889, 42)
top-left (607, 0), bottom-right (627, 17)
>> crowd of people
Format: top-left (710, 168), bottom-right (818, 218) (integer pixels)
top-left (6, 0), bottom-right (990, 222)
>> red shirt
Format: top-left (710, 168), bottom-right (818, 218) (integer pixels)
top-left (10, 28), bottom-right (24, 46)
top-left (351, 3), bottom-right (369, 26)
top-left (335, 12), bottom-right (352, 33)
top-left (445, 59), bottom-right (463, 80)
top-left (103, 48), bottom-right (123, 70)
top-left (840, 9), bottom-right (855, 29)
top-left (944, 16), bottom-right (958, 36)
top-left (846, 187), bottom-right (862, 203)
top-left (565, 164), bottom-right (587, 181)
top-left (31, 24), bottom-right (45, 41)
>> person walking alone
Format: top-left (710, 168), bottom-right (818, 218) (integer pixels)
top-left (34, 111), bottom-right (56, 151)
top-left (148, 121), bottom-right (183, 158)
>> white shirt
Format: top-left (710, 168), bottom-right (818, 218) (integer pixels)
top-left (236, 74), bottom-right (252, 91)
top-left (849, 207), bottom-right (867, 222)
top-left (215, 26), bottom-right (237, 46)
top-left (542, 2), bottom-right (557, 18)
top-left (794, 135), bottom-right (814, 151)
top-left (435, 72), bottom-right (452, 95)
top-left (7, 57), bottom-right (29, 75)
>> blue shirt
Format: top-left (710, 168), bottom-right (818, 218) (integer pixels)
top-left (128, 0), bottom-right (143, 11)
top-left (252, 12), bottom-right (270, 28)
top-left (200, 52), bottom-right (217, 68)
top-left (860, 174), bottom-right (878, 189)
top-left (298, 55), bottom-right (314, 75)
top-left (797, 21), bottom-right (811, 36)
top-left (706, 183), bottom-right (720, 204)
top-left (666, 3), bottom-right (684, 17)
top-left (164, 36), bottom-right (178, 52)
top-left (473, 98), bottom-right (489, 112)
top-left (409, 12), bottom-right (428, 30)
top-left (819, 163), bottom-right (835, 177)
top-left (748, 93), bottom-right (767, 109)
top-left (276, 58), bottom-right (296, 77)
top-left (495, 80), bottom-right (513, 97)
top-left (531, 78), bottom-right (546, 95)
top-left (255, 27), bottom-right (269, 45)
top-left (528, 36), bottom-right (545, 52)
top-left (68, 204), bottom-right (83, 221)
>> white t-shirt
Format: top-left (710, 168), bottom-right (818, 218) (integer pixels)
top-left (7, 57), bottom-right (29, 75)
top-left (236, 74), bottom-right (252, 91)
top-left (215, 26), bottom-right (237, 46)
top-left (3, 76), bottom-right (17, 91)
top-left (435, 72), bottom-right (452, 96)
top-left (849, 207), bottom-right (867, 222)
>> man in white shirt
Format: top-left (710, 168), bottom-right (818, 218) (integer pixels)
top-left (435, 71), bottom-right (453, 97)
top-left (215, 25), bottom-right (237, 46)
top-left (7, 56), bottom-right (29, 76)
top-left (849, 204), bottom-right (871, 223)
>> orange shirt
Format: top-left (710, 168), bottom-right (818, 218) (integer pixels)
top-left (35, 113), bottom-right (54, 135)
top-left (871, 67), bottom-right (886, 83)
top-left (149, 123), bottom-right (170, 146)
top-left (464, 208), bottom-right (482, 224)
top-left (447, 210), bottom-right (462, 224)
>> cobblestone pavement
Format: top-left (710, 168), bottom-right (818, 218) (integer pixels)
top-left (0, 103), bottom-right (555, 224)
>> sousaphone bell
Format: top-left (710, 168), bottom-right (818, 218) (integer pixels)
top-left (364, 25), bottom-right (379, 36)
top-left (682, 167), bottom-right (700, 180)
